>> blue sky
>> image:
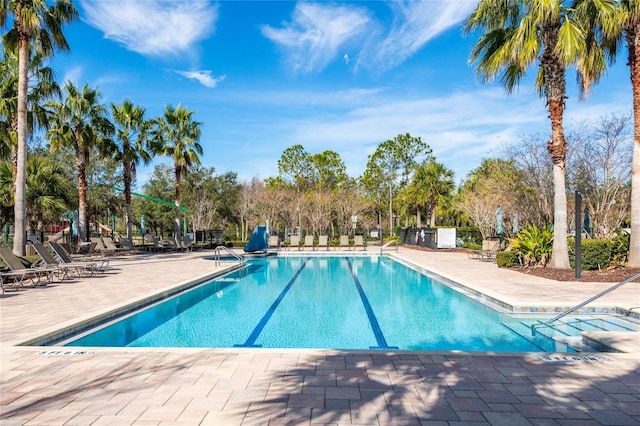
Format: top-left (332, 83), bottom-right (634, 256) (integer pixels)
top-left (47, 0), bottom-right (631, 186)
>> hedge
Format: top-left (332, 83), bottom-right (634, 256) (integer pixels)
top-left (569, 239), bottom-right (613, 270)
top-left (496, 251), bottom-right (520, 268)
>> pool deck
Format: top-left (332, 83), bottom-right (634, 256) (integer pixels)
top-left (1, 248), bottom-right (639, 425)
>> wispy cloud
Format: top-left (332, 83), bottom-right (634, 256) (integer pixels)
top-left (61, 65), bottom-right (83, 85)
top-left (81, 0), bottom-right (218, 57)
top-left (175, 70), bottom-right (226, 88)
top-left (261, 3), bottom-right (371, 73)
top-left (361, 1), bottom-right (478, 70)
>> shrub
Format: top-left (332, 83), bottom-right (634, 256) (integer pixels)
top-left (610, 231), bottom-right (630, 267)
top-left (569, 239), bottom-right (613, 270)
top-left (463, 242), bottom-right (482, 251)
top-left (496, 251), bottom-right (520, 268)
top-left (386, 235), bottom-right (401, 245)
top-left (508, 224), bottom-right (553, 267)
top-left (457, 227), bottom-right (482, 246)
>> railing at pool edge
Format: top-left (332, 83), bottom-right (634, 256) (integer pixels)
top-left (379, 240), bottom-right (399, 255)
top-left (531, 271), bottom-right (640, 336)
top-left (213, 245), bottom-right (245, 267)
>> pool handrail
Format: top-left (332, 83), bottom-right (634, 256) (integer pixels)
top-left (531, 271), bottom-right (640, 335)
top-left (379, 240), bottom-right (399, 255)
top-left (213, 245), bottom-right (245, 267)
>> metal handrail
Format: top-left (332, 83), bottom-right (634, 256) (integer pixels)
top-left (531, 271), bottom-right (640, 335)
top-left (379, 240), bottom-right (399, 255)
top-left (213, 246), bottom-right (245, 267)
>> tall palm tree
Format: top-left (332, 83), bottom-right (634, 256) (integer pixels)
top-left (25, 154), bottom-right (72, 230)
top-left (405, 159), bottom-right (455, 227)
top-left (46, 82), bottom-right (113, 243)
top-left (106, 100), bottom-right (152, 240)
top-left (151, 104), bottom-right (203, 241)
top-left (603, 0), bottom-right (640, 267)
top-left (464, 0), bottom-right (612, 269)
top-left (1, 0), bottom-right (77, 255)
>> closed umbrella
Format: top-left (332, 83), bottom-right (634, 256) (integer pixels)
top-left (583, 207), bottom-right (591, 235)
top-left (140, 215), bottom-right (146, 236)
top-left (513, 213), bottom-right (519, 234)
top-left (72, 210), bottom-right (79, 237)
top-left (496, 206), bottom-right (504, 235)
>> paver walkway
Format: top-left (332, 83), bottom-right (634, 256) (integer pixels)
top-left (1, 248), bottom-right (639, 425)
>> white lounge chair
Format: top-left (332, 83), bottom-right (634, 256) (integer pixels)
top-left (289, 235), bottom-right (300, 251)
top-left (339, 235), bottom-right (351, 251)
top-left (318, 235), bottom-right (329, 251)
top-left (304, 235), bottom-right (315, 251)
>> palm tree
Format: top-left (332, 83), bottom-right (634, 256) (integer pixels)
top-left (46, 82), bottom-right (113, 243)
top-left (25, 154), bottom-right (73, 231)
top-left (464, 0), bottom-right (612, 269)
top-left (107, 100), bottom-right (152, 240)
top-left (151, 104), bottom-right (203, 241)
top-left (405, 159), bottom-right (455, 227)
top-left (1, 0), bottom-right (77, 255)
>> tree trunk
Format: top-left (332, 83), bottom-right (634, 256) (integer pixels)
top-left (388, 184), bottom-right (393, 236)
top-left (547, 99), bottom-right (571, 269)
top-left (76, 143), bottom-right (89, 243)
top-left (13, 38), bottom-right (29, 256)
top-left (124, 163), bottom-right (133, 240)
top-left (416, 208), bottom-right (422, 228)
top-left (174, 166), bottom-right (182, 242)
top-left (628, 27), bottom-right (640, 267)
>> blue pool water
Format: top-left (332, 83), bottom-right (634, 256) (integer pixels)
top-left (66, 256), bottom-right (542, 351)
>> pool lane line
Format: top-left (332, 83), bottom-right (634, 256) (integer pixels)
top-left (345, 258), bottom-right (398, 350)
top-left (234, 257), bottom-right (311, 348)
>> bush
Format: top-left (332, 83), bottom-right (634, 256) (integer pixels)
top-left (569, 239), bottom-right (613, 270)
top-left (457, 227), bottom-right (482, 246)
top-left (610, 231), bottom-right (630, 267)
top-left (463, 242), bottom-right (482, 251)
top-left (508, 224), bottom-right (553, 267)
top-left (496, 251), bottom-right (520, 268)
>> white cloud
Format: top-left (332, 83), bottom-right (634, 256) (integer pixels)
top-left (175, 70), bottom-right (226, 88)
top-left (61, 65), bottom-right (83, 86)
top-left (361, 1), bottom-right (478, 70)
top-left (81, 0), bottom-right (218, 57)
top-left (261, 3), bottom-right (371, 73)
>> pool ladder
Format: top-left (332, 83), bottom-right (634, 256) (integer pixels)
top-left (379, 240), bottom-right (399, 255)
top-left (212, 246), bottom-right (246, 268)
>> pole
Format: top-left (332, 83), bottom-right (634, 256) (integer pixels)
top-left (575, 191), bottom-right (582, 279)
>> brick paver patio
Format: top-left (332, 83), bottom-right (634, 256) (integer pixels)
top-left (1, 248), bottom-right (639, 425)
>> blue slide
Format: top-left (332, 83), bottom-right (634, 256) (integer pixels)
top-left (244, 225), bottom-right (268, 252)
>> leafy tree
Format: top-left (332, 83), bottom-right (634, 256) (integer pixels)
top-left (308, 150), bottom-right (347, 191)
top-left (364, 133), bottom-right (431, 234)
top-left (464, 0), bottom-right (613, 269)
top-left (139, 164), bottom-right (176, 237)
top-left (151, 104), bottom-right (203, 241)
top-left (47, 82), bottom-right (114, 242)
top-left (1, 0), bottom-right (77, 255)
top-left (105, 100), bottom-right (152, 240)
top-left (25, 153), bottom-right (73, 230)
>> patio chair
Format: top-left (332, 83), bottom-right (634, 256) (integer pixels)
top-left (0, 247), bottom-right (57, 287)
top-left (289, 235), bottom-right (301, 251)
top-left (49, 242), bottom-right (108, 274)
top-left (103, 237), bottom-right (127, 254)
top-left (30, 242), bottom-right (94, 280)
top-left (182, 235), bottom-right (194, 252)
top-left (339, 235), bottom-right (351, 251)
top-left (268, 235), bottom-right (280, 250)
top-left (318, 235), bottom-right (330, 251)
top-left (119, 238), bottom-right (140, 254)
top-left (304, 235), bottom-right (316, 251)
top-left (353, 235), bottom-right (366, 251)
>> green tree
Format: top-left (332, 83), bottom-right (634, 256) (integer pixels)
top-left (1, 0), bottom-right (77, 255)
top-left (405, 159), bottom-right (455, 227)
top-left (106, 100), bottom-right (152, 240)
top-left (46, 82), bottom-right (114, 242)
top-left (25, 153), bottom-right (72, 230)
top-left (364, 134), bottom-right (431, 235)
top-left (151, 104), bottom-right (203, 241)
top-left (464, 0), bottom-right (612, 269)
top-left (308, 150), bottom-right (347, 191)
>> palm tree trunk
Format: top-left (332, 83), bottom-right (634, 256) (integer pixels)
top-left (124, 163), bottom-right (133, 240)
top-left (625, 26), bottom-right (640, 267)
top-left (547, 99), bottom-right (571, 269)
top-left (13, 38), bottom-right (29, 256)
top-left (174, 166), bottom-right (182, 242)
top-left (77, 147), bottom-right (89, 243)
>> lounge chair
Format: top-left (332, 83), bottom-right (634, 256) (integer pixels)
top-left (49, 242), bottom-right (108, 274)
top-left (303, 235), bottom-right (315, 251)
top-left (182, 235), bottom-right (194, 252)
top-left (353, 235), bottom-right (366, 251)
top-left (318, 235), bottom-right (329, 251)
top-left (289, 235), bottom-right (301, 251)
top-left (120, 238), bottom-right (140, 254)
top-left (30, 242), bottom-right (94, 279)
top-left (339, 235), bottom-right (351, 251)
top-left (103, 237), bottom-right (127, 254)
top-left (268, 235), bottom-right (280, 250)
top-left (0, 247), bottom-right (57, 287)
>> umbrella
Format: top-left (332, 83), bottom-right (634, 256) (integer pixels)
top-left (513, 213), bottom-right (519, 234)
top-left (72, 210), bottom-right (79, 237)
top-left (583, 207), bottom-right (591, 235)
top-left (140, 215), bottom-right (146, 236)
top-left (496, 206), bottom-right (504, 235)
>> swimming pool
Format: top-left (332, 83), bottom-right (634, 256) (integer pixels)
top-left (62, 255), bottom-right (551, 351)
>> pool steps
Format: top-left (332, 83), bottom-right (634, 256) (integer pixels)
top-left (501, 315), bottom-right (640, 352)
